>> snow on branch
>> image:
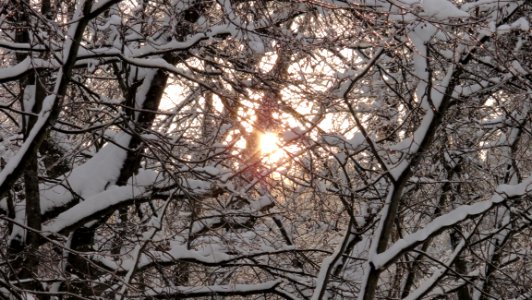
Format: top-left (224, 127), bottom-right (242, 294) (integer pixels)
top-left (42, 177), bottom-right (215, 235)
top-left (0, 0), bottom-right (95, 197)
top-left (42, 185), bottom-right (150, 234)
top-left (93, 244), bottom-right (309, 273)
top-left (132, 280), bottom-right (282, 299)
top-left (403, 239), bottom-right (469, 300)
top-left (372, 175), bottom-right (532, 270)
top-left (0, 57), bottom-right (57, 83)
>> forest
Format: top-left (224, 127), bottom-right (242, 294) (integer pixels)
top-left (0, 0), bottom-right (530, 299)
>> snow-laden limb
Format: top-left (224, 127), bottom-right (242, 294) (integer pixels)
top-left (404, 238), bottom-right (468, 300)
top-left (357, 1), bottom-right (528, 292)
top-left (384, 0), bottom-right (529, 179)
top-left (41, 69), bottom-right (170, 218)
top-left (0, 95), bottom-right (54, 192)
top-left (132, 280), bottom-right (282, 298)
top-left (357, 188), bottom-right (396, 300)
top-left (95, 242), bottom-right (233, 272)
top-left (189, 194), bottom-right (274, 237)
top-left (40, 133), bottom-right (131, 216)
top-left (372, 175), bottom-right (532, 270)
top-left (93, 244), bottom-right (310, 275)
top-left (42, 176), bottom-right (213, 235)
top-left (471, 115), bottom-right (527, 299)
top-left (80, 22), bottom-right (237, 58)
top-left (311, 221), bottom-right (357, 300)
top-left (88, 0), bottom-right (122, 17)
top-left (455, 73), bottom-right (523, 100)
top-left (42, 184), bottom-right (149, 234)
top-left (472, 209), bottom-right (512, 300)
top-left (458, 1), bottom-right (525, 65)
top-left (387, 68), bottom-right (456, 180)
top-left (420, 0), bottom-right (469, 20)
top-left (358, 20), bottom-right (460, 275)
top-left (333, 48), bottom-right (384, 98)
top-left (0, 40), bottom-right (49, 52)
top-left (0, 57), bottom-right (57, 83)
top-left (0, 0), bottom-right (94, 197)
top-left (76, 8), bottom-right (304, 61)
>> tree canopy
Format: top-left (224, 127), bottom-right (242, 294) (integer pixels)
top-left (0, 0), bottom-right (531, 299)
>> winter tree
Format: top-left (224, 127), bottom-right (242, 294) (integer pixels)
top-left (0, 0), bottom-right (530, 299)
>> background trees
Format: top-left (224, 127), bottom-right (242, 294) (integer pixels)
top-left (0, 0), bottom-right (530, 299)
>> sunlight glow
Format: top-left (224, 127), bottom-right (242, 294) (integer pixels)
top-left (259, 132), bottom-right (286, 165)
top-left (260, 132), bottom-right (279, 154)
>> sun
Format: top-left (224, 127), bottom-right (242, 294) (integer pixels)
top-left (260, 132), bottom-right (279, 154)
top-left (259, 132), bottom-right (285, 163)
